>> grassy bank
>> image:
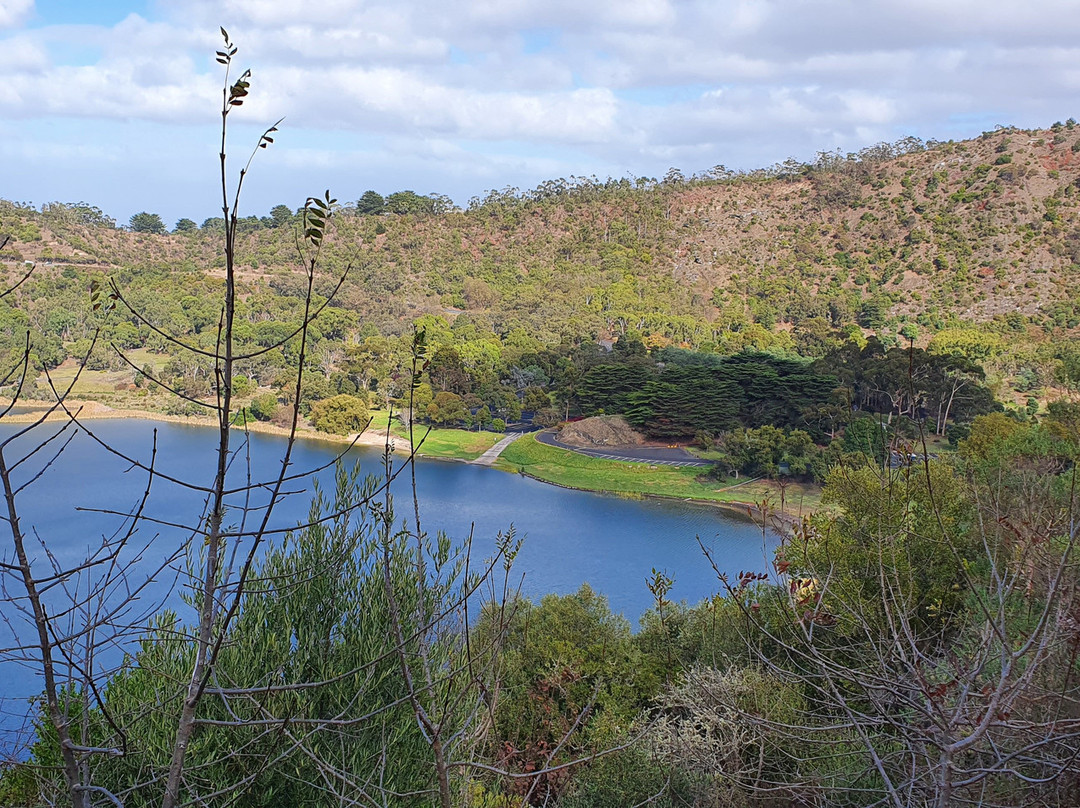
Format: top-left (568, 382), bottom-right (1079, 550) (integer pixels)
top-left (496, 433), bottom-right (822, 515)
top-left (370, 411), bottom-right (504, 460)
top-left (396, 423), bottom-right (503, 461)
top-left (4, 393), bottom-right (816, 509)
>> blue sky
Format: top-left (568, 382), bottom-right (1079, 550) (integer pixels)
top-left (27, 0), bottom-right (149, 27)
top-left (2, 0), bottom-right (1079, 227)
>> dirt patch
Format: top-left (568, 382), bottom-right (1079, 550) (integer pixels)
top-left (558, 415), bottom-right (645, 448)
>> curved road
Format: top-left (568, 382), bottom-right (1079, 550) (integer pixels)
top-left (535, 430), bottom-right (712, 467)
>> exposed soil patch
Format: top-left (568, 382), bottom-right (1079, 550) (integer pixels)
top-left (557, 415), bottom-right (645, 448)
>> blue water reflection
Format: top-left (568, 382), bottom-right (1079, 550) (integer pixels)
top-left (0, 420), bottom-right (778, 742)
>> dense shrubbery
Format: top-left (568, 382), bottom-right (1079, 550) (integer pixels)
top-left (309, 393), bottom-right (369, 434)
top-left (9, 36), bottom-right (1080, 808)
top-left (4, 121), bottom-right (1080, 427)
top-left (12, 469), bottom-right (472, 806)
top-left (11, 409), bottom-right (1077, 806)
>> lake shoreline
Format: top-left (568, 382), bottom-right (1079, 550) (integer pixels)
top-left (497, 433), bottom-right (819, 522)
top-left (0, 398), bottom-right (409, 451)
top-left (510, 467), bottom-right (795, 531)
top-left (1, 399), bottom-right (805, 522)
top-left (0, 415), bottom-right (780, 719)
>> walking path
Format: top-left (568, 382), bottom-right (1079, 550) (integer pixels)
top-left (470, 432), bottom-right (524, 466)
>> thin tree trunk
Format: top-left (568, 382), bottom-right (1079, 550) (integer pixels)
top-left (1, 454), bottom-right (87, 808)
top-left (162, 82), bottom-right (237, 808)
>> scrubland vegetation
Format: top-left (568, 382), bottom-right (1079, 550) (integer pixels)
top-left (2, 122), bottom-right (1080, 468)
top-left (2, 41), bottom-right (1080, 804)
top-left (5, 410), bottom-right (1078, 807)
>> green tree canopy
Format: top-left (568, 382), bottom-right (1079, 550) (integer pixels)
top-left (356, 190), bottom-right (386, 215)
top-left (129, 211), bottom-right (167, 234)
top-left (267, 204), bottom-right (295, 228)
top-left (426, 391), bottom-right (466, 425)
top-left (310, 394), bottom-right (369, 434)
top-left (385, 190), bottom-right (435, 215)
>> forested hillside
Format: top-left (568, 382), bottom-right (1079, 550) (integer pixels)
top-left (4, 123), bottom-right (1080, 339)
top-left (1, 124), bottom-right (1079, 431)
top-left (4, 119), bottom-right (1080, 808)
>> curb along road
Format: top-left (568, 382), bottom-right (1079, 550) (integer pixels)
top-left (534, 430), bottom-right (713, 467)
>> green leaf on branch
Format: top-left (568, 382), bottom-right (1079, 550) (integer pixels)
top-left (89, 279), bottom-right (117, 313)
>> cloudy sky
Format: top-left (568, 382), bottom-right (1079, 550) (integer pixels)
top-left (2, 0), bottom-right (1079, 227)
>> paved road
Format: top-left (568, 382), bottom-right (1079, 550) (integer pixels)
top-left (535, 430), bottom-right (712, 467)
top-left (470, 432), bottom-right (524, 466)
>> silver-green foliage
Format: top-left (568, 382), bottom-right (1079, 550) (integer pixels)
top-left (63, 464), bottom-right (472, 807)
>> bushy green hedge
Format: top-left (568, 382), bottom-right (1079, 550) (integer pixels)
top-left (310, 393), bottom-right (369, 434)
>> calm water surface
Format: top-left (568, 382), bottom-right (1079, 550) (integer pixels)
top-left (0, 419), bottom-right (777, 740)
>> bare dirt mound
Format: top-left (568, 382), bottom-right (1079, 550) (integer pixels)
top-left (558, 415), bottom-right (645, 448)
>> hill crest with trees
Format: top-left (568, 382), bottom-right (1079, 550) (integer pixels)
top-left (3, 122), bottom-right (1080, 343)
top-left (1, 123), bottom-right (1079, 434)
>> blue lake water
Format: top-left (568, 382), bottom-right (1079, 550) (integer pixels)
top-left (0, 419), bottom-right (777, 746)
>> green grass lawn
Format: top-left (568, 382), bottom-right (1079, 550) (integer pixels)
top-left (124, 348), bottom-right (168, 373)
top-left (366, 412), bottom-right (503, 461)
top-left (408, 427), bottom-right (502, 460)
top-left (40, 349), bottom-right (170, 401)
top-left (496, 433), bottom-right (823, 514)
top-left (44, 363), bottom-right (121, 395)
top-left (365, 409), bottom-right (393, 432)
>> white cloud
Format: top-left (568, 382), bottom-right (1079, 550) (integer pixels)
top-left (214, 64), bottom-right (619, 144)
top-left (837, 91), bottom-right (897, 125)
top-left (3, 61), bottom-right (218, 123)
top-left (0, 33), bottom-right (45, 71)
top-left (3, 0), bottom-right (1080, 221)
top-left (0, 0), bottom-right (32, 30)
